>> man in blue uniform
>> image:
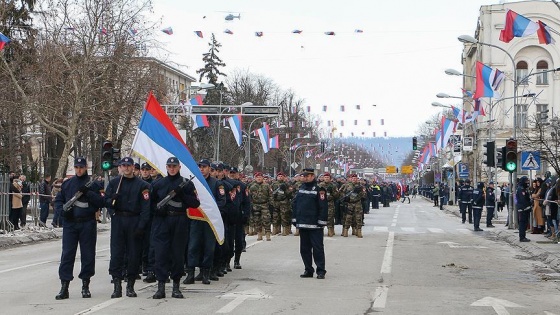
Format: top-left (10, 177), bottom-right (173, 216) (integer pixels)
top-left (485, 181), bottom-right (496, 228)
top-left (292, 168), bottom-right (328, 279)
top-left (471, 182), bottom-right (485, 231)
top-left (516, 176), bottom-right (532, 242)
top-left (150, 157), bottom-right (200, 299)
top-left (458, 179), bottom-right (473, 224)
top-left (105, 157), bottom-right (152, 298)
top-left (54, 157), bottom-right (105, 300)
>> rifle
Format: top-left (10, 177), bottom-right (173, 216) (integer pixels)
top-left (63, 180), bottom-right (94, 212)
top-left (156, 175), bottom-right (194, 210)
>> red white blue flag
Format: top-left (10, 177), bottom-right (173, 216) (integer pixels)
top-left (537, 20), bottom-right (555, 45)
top-left (0, 32), bottom-right (11, 51)
top-left (474, 61), bottom-right (505, 99)
top-left (227, 115), bottom-right (243, 146)
top-left (269, 135), bottom-right (279, 149)
top-left (194, 31), bottom-right (203, 38)
top-left (131, 93), bottom-right (224, 244)
top-left (499, 9), bottom-right (538, 43)
top-left (162, 27), bottom-right (173, 35)
top-left (255, 124), bottom-right (270, 153)
top-left (189, 94), bottom-right (209, 129)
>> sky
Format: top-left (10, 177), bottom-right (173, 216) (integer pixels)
top-left (151, 0), bottom-right (509, 138)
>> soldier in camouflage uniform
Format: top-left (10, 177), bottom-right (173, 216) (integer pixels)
top-left (318, 172), bottom-right (339, 237)
top-left (271, 172), bottom-right (293, 236)
top-left (339, 174), bottom-right (366, 238)
top-left (248, 172), bottom-right (273, 241)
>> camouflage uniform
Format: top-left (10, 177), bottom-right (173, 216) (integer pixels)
top-left (318, 180), bottom-right (339, 236)
top-left (249, 180), bottom-right (272, 240)
top-left (339, 180), bottom-right (366, 237)
top-left (271, 180), bottom-right (293, 235)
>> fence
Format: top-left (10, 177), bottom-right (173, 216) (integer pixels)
top-left (0, 172), bottom-right (14, 233)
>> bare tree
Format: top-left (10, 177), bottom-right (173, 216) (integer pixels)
top-left (518, 114), bottom-right (560, 175)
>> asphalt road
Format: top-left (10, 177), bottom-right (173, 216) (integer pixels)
top-left (1, 198), bottom-right (559, 315)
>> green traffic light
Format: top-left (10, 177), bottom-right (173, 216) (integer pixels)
top-left (102, 161), bottom-right (112, 171)
top-left (505, 161), bottom-right (517, 172)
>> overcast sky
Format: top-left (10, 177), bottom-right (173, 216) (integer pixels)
top-left (151, 0), bottom-right (510, 138)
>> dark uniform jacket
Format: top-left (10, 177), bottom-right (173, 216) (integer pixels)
top-left (485, 187), bottom-right (495, 208)
top-left (516, 185), bottom-right (531, 211)
top-left (472, 188), bottom-right (484, 208)
top-left (54, 174), bottom-right (105, 219)
top-left (106, 175), bottom-right (152, 230)
top-left (458, 185), bottom-right (474, 204)
top-left (150, 174), bottom-right (200, 220)
top-left (291, 179), bottom-right (328, 229)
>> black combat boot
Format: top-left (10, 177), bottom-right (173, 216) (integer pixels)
top-left (209, 267), bottom-right (220, 281)
top-left (183, 268), bottom-right (195, 284)
top-left (55, 280), bottom-right (70, 300)
top-left (234, 252), bottom-right (242, 269)
top-left (215, 265), bottom-right (225, 277)
top-left (221, 262), bottom-right (228, 274)
top-left (194, 268), bottom-right (203, 281)
top-left (153, 281), bottom-right (166, 299)
top-left (226, 261), bottom-right (232, 272)
top-left (202, 268), bottom-right (211, 284)
top-left (171, 279), bottom-right (184, 298)
top-left (143, 271), bottom-right (156, 283)
top-left (81, 279), bottom-right (91, 298)
top-left (111, 279), bottom-right (122, 298)
top-left (126, 278), bottom-right (137, 297)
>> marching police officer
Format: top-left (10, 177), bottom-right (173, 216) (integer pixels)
top-left (138, 162), bottom-right (156, 282)
top-left (517, 176), bottom-right (532, 242)
top-left (485, 181), bottom-right (496, 228)
top-left (471, 182), bottom-right (485, 231)
top-left (105, 157), bottom-right (151, 298)
top-left (292, 168), bottom-right (328, 279)
top-left (151, 157), bottom-right (200, 299)
top-left (54, 157), bottom-right (105, 300)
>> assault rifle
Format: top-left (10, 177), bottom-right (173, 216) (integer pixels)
top-left (156, 176), bottom-right (194, 210)
top-left (62, 180), bottom-right (94, 212)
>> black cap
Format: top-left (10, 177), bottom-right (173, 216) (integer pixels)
top-left (215, 163), bottom-right (224, 171)
top-left (141, 162), bottom-right (152, 170)
top-left (465, 179), bottom-right (471, 183)
top-left (134, 163), bottom-right (140, 170)
top-left (230, 167), bottom-right (239, 173)
top-left (166, 157), bottom-right (180, 166)
top-left (222, 163), bottom-right (231, 171)
top-left (210, 162), bottom-right (219, 170)
top-left (119, 157), bottom-right (134, 166)
top-left (74, 156), bottom-right (87, 167)
top-left (198, 159), bottom-right (211, 167)
top-left (302, 168), bottom-right (314, 175)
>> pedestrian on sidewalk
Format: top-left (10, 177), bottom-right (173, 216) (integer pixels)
top-left (517, 177), bottom-right (532, 242)
top-left (432, 184), bottom-right (439, 207)
top-left (292, 168), bottom-right (328, 279)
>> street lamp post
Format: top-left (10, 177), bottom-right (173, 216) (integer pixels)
top-left (288, 136), bottom-right (310, 176)
top-left (215, 101), bottom-right (253, 162)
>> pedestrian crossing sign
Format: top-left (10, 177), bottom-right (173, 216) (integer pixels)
top-left (521, 151), bottom-right (540, 170)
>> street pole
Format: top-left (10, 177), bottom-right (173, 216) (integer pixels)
top-left (288, 136), bottom-right (309, 176)
top-left (215, 89), bottom-right (224, 161)
top-left (246, 116), bottom-right (269, 169)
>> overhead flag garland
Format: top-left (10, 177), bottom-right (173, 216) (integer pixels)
top-left (162, 27), bottom-right (173, 35)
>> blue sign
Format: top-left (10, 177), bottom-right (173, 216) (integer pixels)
top-left (521, 151), bottom-right (540, 171)
top-left (458, 162), bottom-right (469, 178)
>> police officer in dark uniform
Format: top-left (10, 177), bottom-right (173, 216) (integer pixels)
top-left (54, 157), bottom-right (105, 300)
top-left (222, 166), bottom-right (249, 271)
top-left (458, 179), bottom-right (473, 224)
top-left (186, 159), bottom-right (226, 285)
top-left (292, 168), bottom-right (328, 279)
top-left (516, 176), bottom-right (532, 242)
top-left (138, 162), bottom-right (155, 281)
top-left (213, 162), bottom-right (234, 278)
top-left (150, 157), bottom-right (200, 299)
top-left (105, 157), bottom-right (151, 298)
top-left (471, 182), bottom-right (485, 231)
top-left (485, 181), bottom-right (496, 228)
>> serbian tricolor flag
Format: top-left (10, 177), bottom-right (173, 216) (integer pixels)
top-left (131, 92), bottom-right (224, 244)
top-left (499, 9), bottom-right (538, 43)
top-left (0, 32), bottom-right (11, 51)
top-left (189, 95), bottom-right (209, 129)
top-left (255, 124), bottom-right (270, 153)
top-left (269, 135), bottom-right (279, 149)
top-left (474, 61), bottom-right (505, 99)
top-left (227, 115), bottom-right (243, 146)
top-left (537, 20), bottom-right (555, 45)
top-left (162, 27), bottom-right (173, 35)
top-left (255, 32), bottom-right (263, 37)
top-left (194, 31), bottom-right (203, 38)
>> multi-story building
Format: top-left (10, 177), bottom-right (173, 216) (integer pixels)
top-left (460, 1), bottom-right (560, 182)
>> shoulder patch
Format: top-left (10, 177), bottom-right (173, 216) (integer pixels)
top-left (142, 189), bottom-right (150, 201)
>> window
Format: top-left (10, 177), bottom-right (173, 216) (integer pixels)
top-left (536, 103), bottom-right (549, 123)
top-left (516, 104), bottom-right (528, 128)
top-left (536, 60), bottom-right (549, 85)
top-left (516, 61), bottom-right (528, 85)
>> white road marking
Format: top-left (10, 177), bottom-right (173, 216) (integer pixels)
top-left (380, 232), bottom-right (395, 274)
top-left (427, 228), bottom-right (444, 233)
top-left (217, 288), bottom-right (271, 313)
top-left (373, 226), bottom-right (389, 232)
top-left (372, 286), bottom-right (389, 308)
top-left (0, 261), bottom-right (54, 274)
top-left (457, 228), bottom-right (471, 234)
top-left (75, 299), bottom-right (122, 315)
top-left (401, 227), bottom-right (416, 233)
top-left (471, 297), bottom-right (523, 315)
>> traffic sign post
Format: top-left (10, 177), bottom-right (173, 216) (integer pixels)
top-left (458, 163), bottom-right (469, 179)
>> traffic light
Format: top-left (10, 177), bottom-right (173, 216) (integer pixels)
top-left (496, 146), bottom-right (505, 169)
top-left (101, 140), bottom-right (114, 171)
top-left (505, 139), bottom-right (518, 173)
top-left (321, 141), bottom-right (325, 153)
top-left (412, 137), bottom-right (418, 150)
top-left (112, 147), bottom-right (121, 168)
top-left (483, 141), bottom-right (495, 167)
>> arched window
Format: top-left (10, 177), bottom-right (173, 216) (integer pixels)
top-left (516, 61), bottom-right (528, 85)
top-left (537, 60), bottom-right (549, 85)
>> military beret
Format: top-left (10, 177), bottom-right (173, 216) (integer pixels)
top-left (323, 172), bottom-right (331, 177)
top-left (254, 172), bottom-right (263, 177)
top-left (350, 174), bottom-right (358, 178)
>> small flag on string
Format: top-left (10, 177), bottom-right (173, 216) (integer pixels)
top-left (380, 119), bottom-right (384, 125)
top-left (322, 105), bottom-right (327, 111)
top-left (356, 105), bottom-right (360, 109)
top-left (354, 120), bottom-right (357, 125)
top-left (128, 29), bottom-right (138, 36)
top-left (99, 27), bottom-right (108, 35)
top-left (194, 31), bottom-right (203, 38)
top-left (292, 30), bottom-right (303, 34)
top-left (255, 31), bottom-right (263, 37)
top-left (224, 29), bottom-right (234, 35)
top-left (367, 120), bottom-right (371, 126)
top-left (340, 105), bottom-right (345, 112)
top-left (355, 29), bottom-right (364, 33)
top-left (162, 27), bottom-right (173, 35)
top-left (324, 31), bottom-right (335, 36)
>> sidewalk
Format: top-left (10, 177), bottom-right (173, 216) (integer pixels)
top-left (437, 199), bottom-right (560, 272)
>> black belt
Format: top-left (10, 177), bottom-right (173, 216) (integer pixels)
top-left (67, 216), bottom-right (95, 223)
top-left (115, 211), bottom-right (139, 217)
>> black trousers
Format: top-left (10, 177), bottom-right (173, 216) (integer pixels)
top-left (59, 219), bottom-right (97, 281)
top-left (152, 215), bottom-right (189, 281)
top-left (187, 220), bottom-right (215, 268)
top-left (473, 206), bottom-right (482, 229)
top-left (519, 210), bottom-right (530, 240)
top-left (486, 206), bottom-right (495, 226)
top-left (109, 215), bottom-right (142, 280)
top-left (299, 228), bottom-right (326, 276)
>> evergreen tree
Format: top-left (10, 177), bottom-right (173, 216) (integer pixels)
top-left (196, 33), bottom-right (227, 106)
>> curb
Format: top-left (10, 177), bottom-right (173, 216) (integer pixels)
top-left (0, 225), bottom-right (110, 249)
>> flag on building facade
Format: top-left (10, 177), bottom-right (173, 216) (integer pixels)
top-left (537, 20), bottom-right (555, 44)
top-left (474, 61), bottom-right (505, 99)
top-left (499, 9), bottom-right (539, 43)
